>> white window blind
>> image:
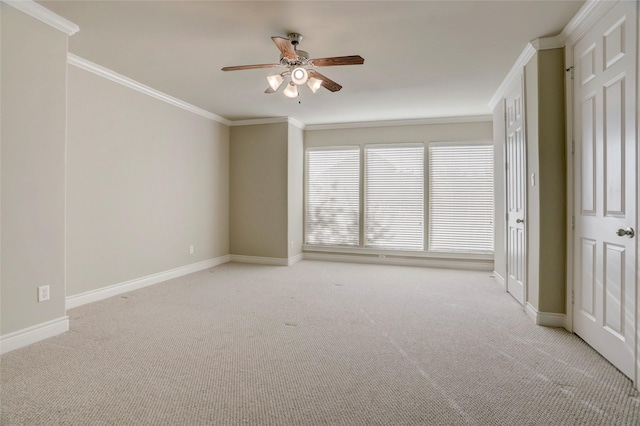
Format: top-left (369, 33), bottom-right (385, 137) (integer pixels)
top-left (305, 147), bottom-right (360, 247)
top-left (428, 143), bottom-right (494, 253)
top-left (365, 144), bottom-right (424, 250)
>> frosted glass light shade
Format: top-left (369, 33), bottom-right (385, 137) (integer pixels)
top-left (291, 67), bottom-right (309, 85)
top-left (283, 82), bottom-right (299, 98)
top-left (307, 77), bottom-right (322, 93)
top-left (267, 74), bottom-right (284, 91)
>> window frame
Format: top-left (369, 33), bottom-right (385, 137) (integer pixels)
top-left (427, 140), bottom-right (495, 254)
top-left (304, 145), bottom-right (361, 248)
top-left (364, 143), bottom-right (425, 251)
top-left (303, 140), bottom-right (494, 262)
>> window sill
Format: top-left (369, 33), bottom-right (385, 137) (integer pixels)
top-left (303, 245), bottom-right (494, 271)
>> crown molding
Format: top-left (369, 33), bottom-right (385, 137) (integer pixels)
top-left (304, 115), bottom-right (492, 131)
top-left (230, 115), bottom-right (492, 130)
top-left (488, 43), bottom-right (536, 111)
top-left (558, 0), bottom-right (617, 45)
top-left (68, 54), bottom-right (231, 125)
top-left (230, 115), bottom-right (493, 130)
top-left (228, 116), bottom-right (305, 129)
top-left (530, 36), bottom-right (563, 51)
top-left (230, 117), bottom-right (290, 127)
top-left (288, 117), bottom-right (306, 130)
top-left (488, 0), bottom-right (619, 111)
top-left (3, 0), bottom-right (79, 35)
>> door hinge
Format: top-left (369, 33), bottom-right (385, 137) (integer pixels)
top-left (571, 290), bottom-right (575, 304)
top-left (571, 216), bottom-right (575, 230)
top-left (571, 140), bottom-right (575, 154)
top-left (566, 66), bottom-right (574, 80)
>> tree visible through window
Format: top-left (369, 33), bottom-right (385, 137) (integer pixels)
top-left (305, 147), bottom-right (360, 247)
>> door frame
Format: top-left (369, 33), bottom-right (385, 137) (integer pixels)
top-left (636, 1), bottom-right (640, 390)
top-left (564, 38), bottom-right (575, 337)
top-left (563, 0), bottom-right (639, 387)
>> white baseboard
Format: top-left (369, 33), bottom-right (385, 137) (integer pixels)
top-left (303, 252), bottom-right (493, 271)
top-left (0, 316), bottom-right (69, 355)
top-left (66, 255), bottom-right (231, 309)
top-left (493, 271), bottom-right (506, 290)
top-left (526, 302), bottom-right (566, 328)
top-left (230, 254), bottom-right (291, 266)
top-left (525, 303), bottom-right (537, 322)
top-left (288, 253), bottom-right (304, 266)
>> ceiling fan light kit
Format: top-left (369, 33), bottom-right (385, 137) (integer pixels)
top-left (222, 33), bottom-right (364, 98)
top-left (283, 82), bottom-right (299, 98)
top-left (267, 74), bottom-right (284, 91)
top-left (307, 77), bottom-right (322, 93)
top-left (290, 67), bottom-right (309, 85)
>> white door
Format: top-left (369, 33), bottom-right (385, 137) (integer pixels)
top-left (573, 0), bottom-right (637, 380)
top-left (505, 78), bottom-right (526, 305)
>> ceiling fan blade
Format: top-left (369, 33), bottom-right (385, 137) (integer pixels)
top-left (265, 86), bottom-right (277, 94)
top-left (308, 70), bottom-right (342, 92)
top-left (272, 36), bottom-right (298, 61)
top-left (221, 63), bottom-right (281, 71)
top-left (309, 55), bottom-right (365, 67)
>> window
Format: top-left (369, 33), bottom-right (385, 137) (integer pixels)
top-left (305, 141), bottom-right (494, 256)
top-left (365, 144), bottom-right (424, 250)
top-left (428, 142), bottom-right (494, 253)
top-left (305, 147), bottom-right (360, 246)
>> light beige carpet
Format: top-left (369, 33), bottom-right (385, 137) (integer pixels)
top-left (2, 260), bottom-right (639, 425)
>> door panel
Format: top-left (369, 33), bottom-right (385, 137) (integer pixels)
top-left (505, 78), bottom-right (526, 305)
top-left (603, 17), bottom-right (626, 69)
top-left (581, 95), bottom-right (596, 214)
top-left (573, 0), bottom-right (636, 380)
top-left (604, 75), bottom-right (625, 216)
top-left (603, 242), bottom-right (624, 336)
top-left (580, 238), bottom-right (596, 318)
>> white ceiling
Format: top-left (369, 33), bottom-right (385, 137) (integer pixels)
top-left (39, 0), bottom-right (584, 125)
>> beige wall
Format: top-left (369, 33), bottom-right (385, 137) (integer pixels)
top-left (1, 5), bottom-right (68, 334)
top-left (524, 48), bottom-right (567, 313)
top-left (230, 123), bottom-right (289, 259)
top-left (525, 54), bottom-right (541, 309)
top-left (66, 66), bottom-right (229, 296)
top-left (535, 49), bottom-right (567, 313)
top-left (288, 125), bottom-right (304, 258)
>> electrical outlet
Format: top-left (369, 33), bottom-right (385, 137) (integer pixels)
top-left (189, 245), bottom-right (194, 255)
top-left (290, 241), bottom-right (294, 249)
top-left (38, 285), bottom-right (50, 302)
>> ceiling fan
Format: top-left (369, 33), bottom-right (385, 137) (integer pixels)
top-left (221, 33), bottom-right (364, 98)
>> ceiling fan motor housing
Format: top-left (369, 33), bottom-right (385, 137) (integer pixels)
top-left (288, 33), bottom-right (303, 46)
